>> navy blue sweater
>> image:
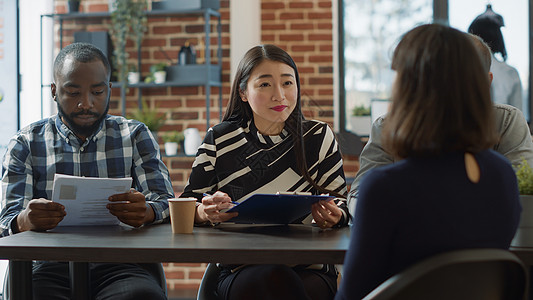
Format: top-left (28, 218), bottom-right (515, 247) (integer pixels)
top-left (336, 150), bottom-right (520, 299)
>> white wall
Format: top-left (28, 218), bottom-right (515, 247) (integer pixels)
top-left (230, 0), bottom-right (261, 80)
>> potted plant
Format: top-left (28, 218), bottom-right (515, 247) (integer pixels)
top-left (162, 131), bottom-right (185, 156)
top-left (349, 104), bottom-right (372, 136)
top-left (151, 62), bottom-right (168, 84)
top-left (511, 158), bottom-right (533, 247)
top-left (109, 0), bottom-right (147, 87)
top-left (67, 0), bottom-right (81, 13)
top-left (127, 63), bottom-right (140, 84)
top-left (517, 159), bottom-right (533, 195)
top-left (128, 99), bottom-right (165, 140)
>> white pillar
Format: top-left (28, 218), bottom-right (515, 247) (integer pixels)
top-left (230, 0), bottom-right (261, 80)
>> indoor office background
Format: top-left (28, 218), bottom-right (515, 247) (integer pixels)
top-left (2, 0), bottom-right (530, 298)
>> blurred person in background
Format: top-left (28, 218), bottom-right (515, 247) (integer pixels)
top-left (469, 4), bottom-right (524, 114)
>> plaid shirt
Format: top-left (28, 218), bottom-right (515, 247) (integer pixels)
top-left (0, 114), bottom-right (174, 236)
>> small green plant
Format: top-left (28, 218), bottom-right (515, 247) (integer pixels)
top-left (150, 62), bottom-right (167, 73)
top-left (515, 158), bottom-right (533, 195)
top-left (144, 62), bottom-right (168, 83)
top-left (162, 131), bottom-right (185, 144)
top-left (128, 99), bottom-right (165, 132)
top-left (128, 63), bottom-right (138, 73)
top-left (352, 105), bottom-right (371, 116)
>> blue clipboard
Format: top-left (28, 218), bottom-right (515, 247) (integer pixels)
top-left (224, 193), bottom-right (336, 224)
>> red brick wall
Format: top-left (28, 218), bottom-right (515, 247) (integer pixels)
top-left (261, 0), bottom-right (335, 124)
top-left (51, 0), bottom-right (356, 294)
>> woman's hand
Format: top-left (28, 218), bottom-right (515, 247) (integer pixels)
top-left (311, 200), bottom-right (342, 229)
top-left (195, 191), bottom-right (238, 224)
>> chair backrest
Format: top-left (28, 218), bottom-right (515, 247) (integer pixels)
top-left (362, 248), bottom-right (528, 300)
top-left (197, 263), bottom-right (222, 300)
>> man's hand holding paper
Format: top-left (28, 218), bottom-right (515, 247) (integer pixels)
top-left (107, 189), bottom-right (155, 228)
top-left (16, 199), bottom-right (66, 232)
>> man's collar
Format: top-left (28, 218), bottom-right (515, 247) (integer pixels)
top-left (54, 114), bottom-right (107, 143)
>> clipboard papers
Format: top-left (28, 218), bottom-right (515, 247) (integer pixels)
top-left (52, 174), bottom-right (133, 226)
top-left (224, 193), bottom-right (336, 224)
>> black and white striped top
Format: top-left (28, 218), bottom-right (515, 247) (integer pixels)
top-left (181, 119), bottom-right (349, 224)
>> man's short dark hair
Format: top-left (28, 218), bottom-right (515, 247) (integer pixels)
top-left (53, 42), bottom-right (111, 80)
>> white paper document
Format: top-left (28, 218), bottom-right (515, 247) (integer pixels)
top-left (52, 174), bottom-right (133, 226)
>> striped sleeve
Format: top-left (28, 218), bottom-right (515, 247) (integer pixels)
top-left (315, 124), bottom-right (347, 196)
top-left (316, 124), bottom-right (350, 226)
top-left (181, 127), bottom-right (218, 201)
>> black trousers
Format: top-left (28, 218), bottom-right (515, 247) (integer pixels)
top-left (31, 262), bottom-right (166, 300)
top-left (217, 264), bottom-right (338, 300)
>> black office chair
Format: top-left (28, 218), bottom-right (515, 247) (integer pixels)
top-left (197, 263), bottom-right (222, 300)
top-left (1, 262), bottom-right (166, 300)
top-left (362, 248), bottom-right (528, 300)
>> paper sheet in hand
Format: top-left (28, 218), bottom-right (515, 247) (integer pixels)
top-left (52, 174), bottom-right (133, 226)
top-left (224, 194), bottom-right (336, 224)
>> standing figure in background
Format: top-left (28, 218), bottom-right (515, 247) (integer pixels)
top-left (469, 4), bottom-right (524, 114)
